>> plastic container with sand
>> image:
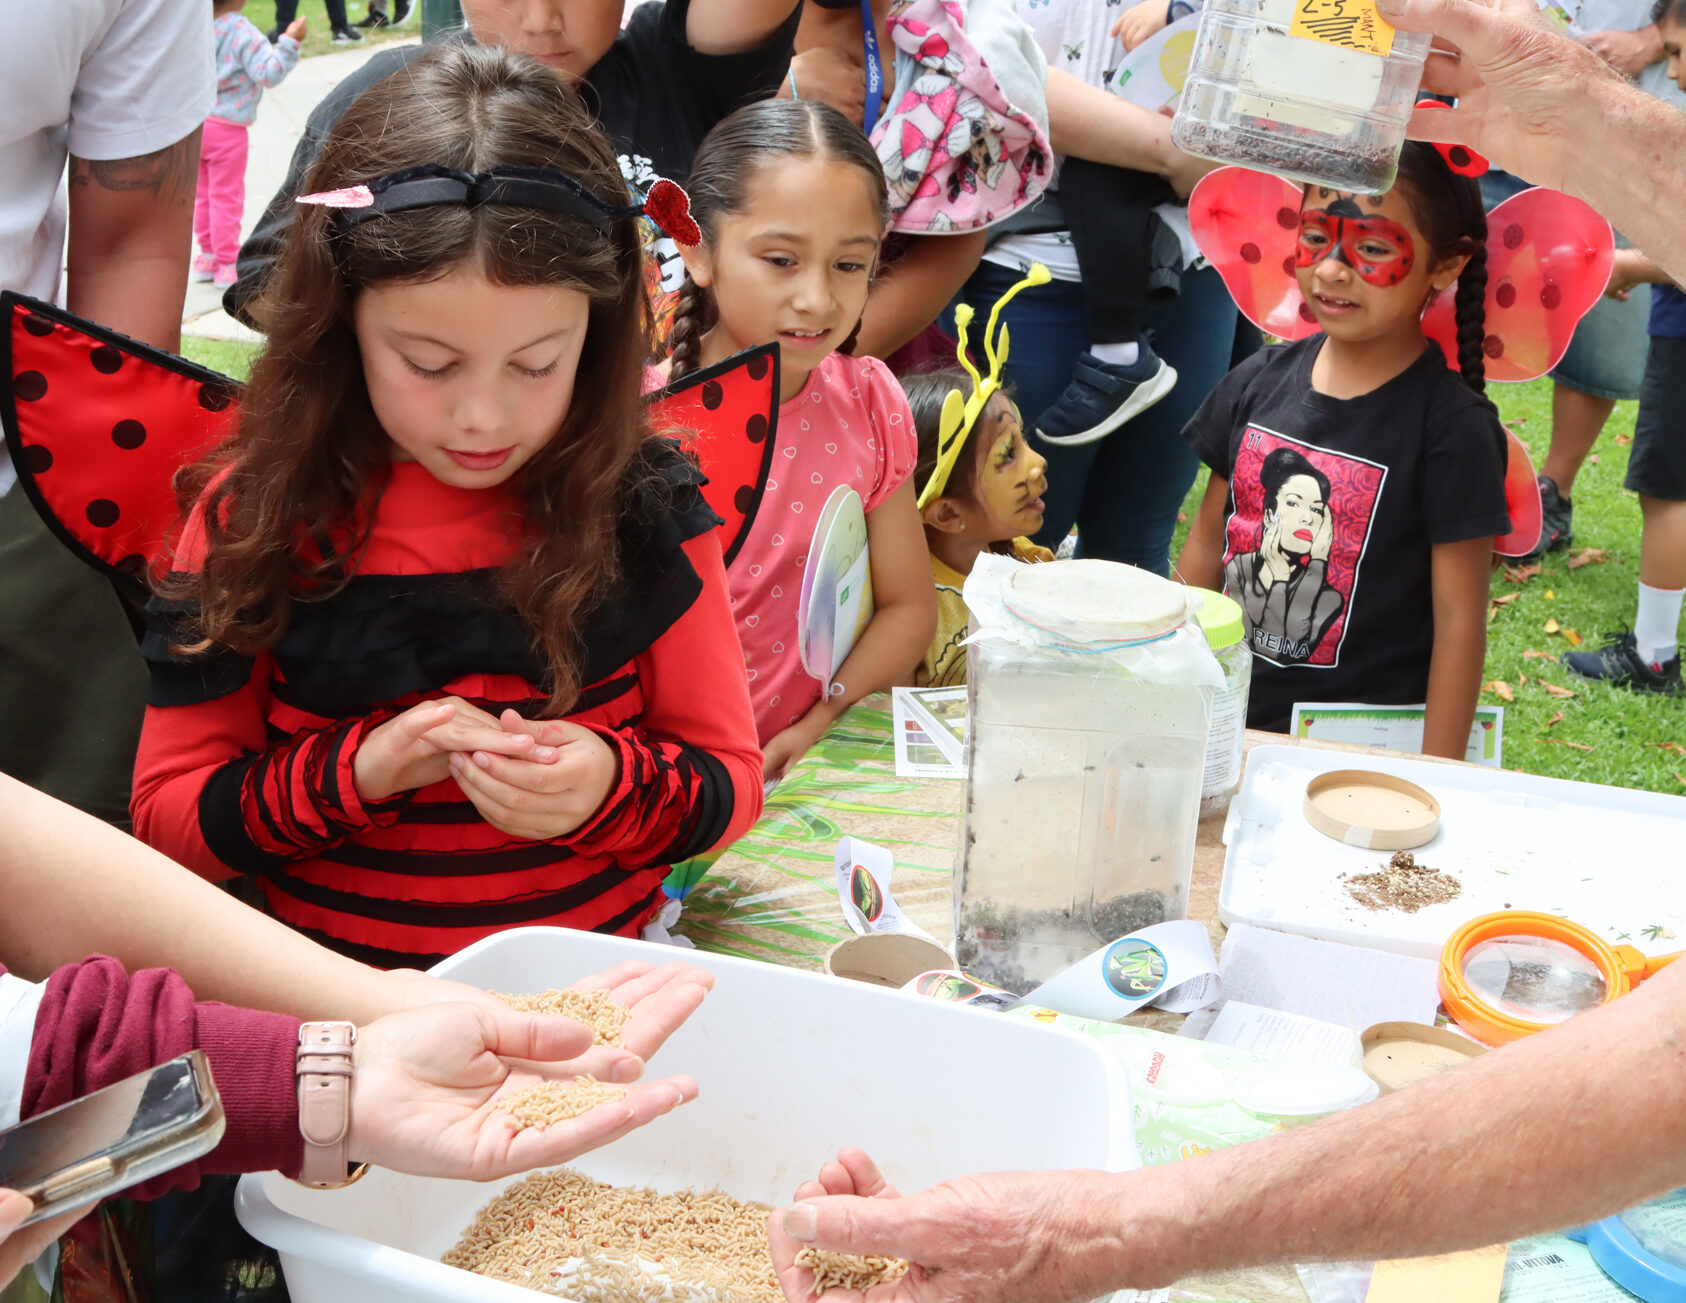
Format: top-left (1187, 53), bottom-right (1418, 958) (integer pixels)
top-left (235, 927), bottom-right (1137, 1303)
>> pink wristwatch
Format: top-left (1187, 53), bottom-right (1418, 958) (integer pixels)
top-left (295, 1022), bottom-right (369, 1189)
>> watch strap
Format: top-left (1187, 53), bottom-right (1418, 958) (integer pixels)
top-left (296, 1021), bottom-right (365, 1189)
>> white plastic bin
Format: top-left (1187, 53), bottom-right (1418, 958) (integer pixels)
top-left (236, 927), bottom-right (1137, 1303)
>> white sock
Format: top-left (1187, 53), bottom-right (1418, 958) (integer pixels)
top-left (1091, 340), bottom-right (1140, 367)
top-left (1634, 580), bottom-right (1684, 664)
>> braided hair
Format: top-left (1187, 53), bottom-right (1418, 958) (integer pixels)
top-left (1393, 140), bottom-right (1490, 396)
top-left (667, 276), bottom-right (715, 382)
top-left (668, 98), bottom-right (889, 382)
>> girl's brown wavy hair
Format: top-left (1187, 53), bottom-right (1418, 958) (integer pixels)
top-left (168, 42), bottom-right (654, 714)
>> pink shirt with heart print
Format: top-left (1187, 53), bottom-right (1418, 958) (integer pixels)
top-left (728, 352), bottom-right (918, 744)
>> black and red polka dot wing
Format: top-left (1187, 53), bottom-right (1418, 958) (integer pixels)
top-left (2, 293), bottom-right (237, 587)
top-left (1188, 167), bottom-right (1322, 341)
top-left (1422, 188), bottom-right (1614, 382)
top-left (646, 343), bottom-right (779, 567)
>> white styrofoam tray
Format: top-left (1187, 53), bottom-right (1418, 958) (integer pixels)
top-left (236, 927), bottom-right (1136, 1303)
top-left (1220, 745), bottom-right (1686, 960)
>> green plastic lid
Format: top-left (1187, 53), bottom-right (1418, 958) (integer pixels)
top-left (1192, 588), bottom-right (1245, 651)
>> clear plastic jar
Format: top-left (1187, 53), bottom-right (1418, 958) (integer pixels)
top-left (954, 560), bottom-right (1222, 995)
top-left (1191, 589), bottom-right (1252, 818)
top-left (1171, 0), bottom-right (1433, 192)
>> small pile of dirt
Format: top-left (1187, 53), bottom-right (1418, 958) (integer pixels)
top-left (1342, 851), bottom-right (1462, 914)
top-left (795, 1247), bottom-right (910, 1296)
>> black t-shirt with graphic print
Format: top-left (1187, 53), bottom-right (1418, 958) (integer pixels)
top-left (227, 0), bottom-right (800, 329)
top-left (1183, 336), bottom-right (1510, 733)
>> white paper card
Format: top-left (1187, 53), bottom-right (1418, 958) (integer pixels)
top-left (901, 686), bottom-right (968, 761)
top-left (1501, 1229), bottom-right (1653, 1302)
top-left (833, 837), bottom-right (937, 941)
top-left (890, 690), bottom-right (964, 780)
top-left (1203, 1000), bottom-right (1360, 1065)
top-left (1110, 15), bottom-right (1199, 111)
top-left (1243, 31), bottom-right (1384, 112)
top-left (1218, 923), bottom-right (1440, 1029)
top-left (799, 486), bottom-right (874, 692)
top-left (1289, 701), bottom-right (1505, 766)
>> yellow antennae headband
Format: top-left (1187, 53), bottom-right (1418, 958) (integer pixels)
top-left (916, 263), bottom-right (1051, 511)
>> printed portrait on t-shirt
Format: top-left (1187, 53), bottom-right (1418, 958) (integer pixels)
top-left (1222, 425), bottom-right (1386, 668)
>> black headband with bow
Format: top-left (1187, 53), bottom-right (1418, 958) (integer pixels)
top-left (297, 163), bottom-right (701, 245)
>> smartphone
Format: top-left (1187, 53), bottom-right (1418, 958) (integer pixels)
top-left (0, 1051), bottom-right (225, 1227)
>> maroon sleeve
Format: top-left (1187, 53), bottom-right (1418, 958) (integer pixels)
top-left (20, 956), bottom-right (304, 1195)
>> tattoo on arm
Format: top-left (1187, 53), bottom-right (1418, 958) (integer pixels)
top-left (68, 133), bottom-right (199, 204)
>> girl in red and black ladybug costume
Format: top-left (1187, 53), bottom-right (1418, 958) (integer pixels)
top-left (104, 46), bottom-right (761, 968)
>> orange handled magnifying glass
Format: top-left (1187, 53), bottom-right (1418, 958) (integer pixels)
top-left (1439, 912), bottom-right (1680, 1046)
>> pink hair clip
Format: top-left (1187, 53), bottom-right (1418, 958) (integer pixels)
top-left (296, 185), bottom-right (376, 209)
top-left (292, 170), bottom-right (703, 245)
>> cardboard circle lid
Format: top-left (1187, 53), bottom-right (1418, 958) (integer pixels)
top-left (1360, 1021), bottom-right (1488, 1092)
top-left (1004, 559), bottom-right (1192, 644)
top-left (824, 933), bottom-right (956, 989)
top-left (1303, 769), bottom-right (1442, 850)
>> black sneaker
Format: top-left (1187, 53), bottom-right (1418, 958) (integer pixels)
top-left (1034, 345), bottom-right (1179, 447)
top-left (393, 0), bottom-right (413, 23)
top-left (354, 10), bottom-right (387, 27)
top-left (331, 25), bottom-right (364, 42)
top-left (1524, 475), bottom-right (1574, 559)
top-left (1563, 631), bottom-right (1683, 695)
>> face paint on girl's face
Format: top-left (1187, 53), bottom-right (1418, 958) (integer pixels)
top-left (1295, 191), bottom-right (1416, 288)
top-left (968, 393), bottom-right (1048, 540)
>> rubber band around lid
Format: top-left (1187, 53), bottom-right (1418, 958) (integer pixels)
top-left (1000, 595), bottom-right (1186, 654)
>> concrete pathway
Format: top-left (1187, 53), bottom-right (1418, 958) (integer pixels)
top-left (181, 38), bottom-right (420, 341)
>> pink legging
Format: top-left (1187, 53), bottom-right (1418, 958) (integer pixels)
top-left (194, 116), bottom-right (250, 269)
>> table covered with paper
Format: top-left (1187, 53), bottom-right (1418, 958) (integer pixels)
top-left (668, 696), bottom-right (1674, 1303)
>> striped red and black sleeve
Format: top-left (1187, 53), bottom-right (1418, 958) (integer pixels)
top-left (129, 655), bottom-right (411, 879)
top-left (563, 530), bottom-right (763, 867)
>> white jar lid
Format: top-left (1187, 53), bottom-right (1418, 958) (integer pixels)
top-left (1003, 559), bottom-right (1192, 646)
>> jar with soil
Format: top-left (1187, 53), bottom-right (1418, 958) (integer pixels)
top-left (1171, 0), bottom-right (1432, 192)
top-left (954, 559), bottom-right (1223, 996)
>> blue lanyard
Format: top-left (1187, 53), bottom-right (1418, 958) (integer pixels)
top-left (861, 0), bottom-right (884, 137)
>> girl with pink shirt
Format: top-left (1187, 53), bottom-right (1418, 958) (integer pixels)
top-left (669, 99), bottom-right (937, 779)
top-left (197, 0), bottom-right (305, 288)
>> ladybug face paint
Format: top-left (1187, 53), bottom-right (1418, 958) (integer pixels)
top-left (1295, 203), bottom-right (1416, 288)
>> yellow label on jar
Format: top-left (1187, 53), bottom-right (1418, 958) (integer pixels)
top-left (1289, 0), bottom-right (1396, 57)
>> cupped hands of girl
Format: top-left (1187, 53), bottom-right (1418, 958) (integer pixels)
top-left (351, 697), bottom-right (618, 840)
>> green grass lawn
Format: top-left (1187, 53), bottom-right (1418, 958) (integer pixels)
top-left (181, 337), bottom-right (261, 381)
top-left (181, 336), bottom-right (1684, 795)
top-left (235, 0), bottom-right (418, 58)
